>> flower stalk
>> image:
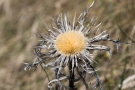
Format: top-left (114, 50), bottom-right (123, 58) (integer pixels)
top-left (69, 60), bottom-right (75, 90)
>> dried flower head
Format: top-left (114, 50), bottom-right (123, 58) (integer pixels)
top-left (55, 31), bottom-right (87, 55)
top-left (24, 1), bottom-right (130, 90)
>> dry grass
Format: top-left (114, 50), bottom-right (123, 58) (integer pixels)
top-left (0, 0), bottom-right (135, 90)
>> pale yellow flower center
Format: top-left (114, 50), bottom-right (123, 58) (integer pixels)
top-left (55, 31), bottom-right (87, 55)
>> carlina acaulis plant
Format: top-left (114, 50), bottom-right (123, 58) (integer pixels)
top-left (24, 1), bottom-right (130, 90)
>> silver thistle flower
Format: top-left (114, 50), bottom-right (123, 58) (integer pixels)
top-left (24, 1), bottom-right (130, 90)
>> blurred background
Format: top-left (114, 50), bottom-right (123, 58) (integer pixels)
top-left (0, 0), bottom-right (135, 90)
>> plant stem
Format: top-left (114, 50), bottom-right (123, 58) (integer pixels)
top-left (69, 61), bottom-right (74, 90)
top-left (119, 59), bottom-right (127, 90)
top-left (54, 68), bottom-right (59, 90)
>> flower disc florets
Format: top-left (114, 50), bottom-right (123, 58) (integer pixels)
top-left (55, 31), bottom-right (87, 55)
